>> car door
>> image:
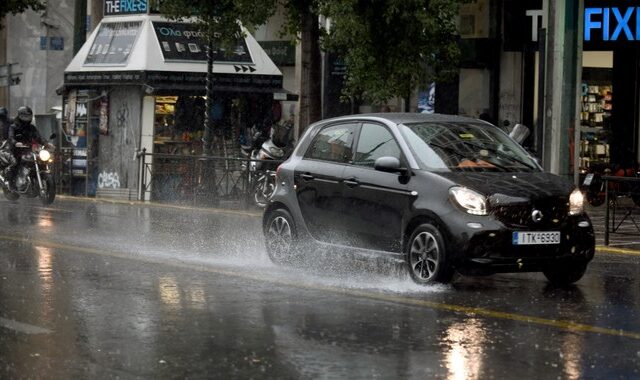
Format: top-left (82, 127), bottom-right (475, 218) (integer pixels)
top-left (341, 122), bottom-right (413, 252)
top-left (294, 122), bottom-right (357, 244)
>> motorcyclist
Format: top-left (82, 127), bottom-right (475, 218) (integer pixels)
top-left (5, 106), bottom-right (50, 190)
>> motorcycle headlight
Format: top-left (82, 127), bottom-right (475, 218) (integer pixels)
top-left (569, 189), bottom-right (585, 215)
top-left (39, 150), bottom-right (51, 162)
top-left (449, 186), bottom-right (488, 216)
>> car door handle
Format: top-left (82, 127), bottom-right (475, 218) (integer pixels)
top-left (301, 173), bottom-right (314, 181)
top-left (344, 178), bottom-right (359, 188)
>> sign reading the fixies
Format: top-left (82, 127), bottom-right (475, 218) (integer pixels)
top-left (585, 6), bottom-right (640, 42)
top-left (104, 0), bottom-right (148, 16)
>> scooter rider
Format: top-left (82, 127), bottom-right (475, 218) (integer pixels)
top-left (5, 106), bottom-right (49, 190)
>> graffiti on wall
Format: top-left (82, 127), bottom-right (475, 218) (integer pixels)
top-left (98, 171), bottom-right (121, 189)
top-left (116, 101), bottom-right (131, 145)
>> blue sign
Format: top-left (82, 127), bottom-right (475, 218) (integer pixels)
top-left (104, 0), bottom-right (148, 16)
top-left (585, 7), bottom-right (640, 41)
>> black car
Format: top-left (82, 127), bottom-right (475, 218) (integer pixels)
top-left (262, 113), bottom-right (595, 285)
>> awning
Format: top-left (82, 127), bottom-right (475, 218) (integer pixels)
top-left (63, 14), bottom-right (295, 98)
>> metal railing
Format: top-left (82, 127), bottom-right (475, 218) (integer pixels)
top-left (54, 147), bottom-right (96, 197)
top-left (603, 175), bottom-right (640, 245)
top-left (137, 149), bottom-right (283, 208)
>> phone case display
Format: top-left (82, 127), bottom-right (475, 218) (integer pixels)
top-left (579, 84), bottom-right (612, 169)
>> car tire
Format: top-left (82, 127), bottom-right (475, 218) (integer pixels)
top-left (406, 223), bottom-right (454, 284)
top-left (264, 208), bottom-right (297, 265)
top-left (543, 263), bottom-right (587, 286)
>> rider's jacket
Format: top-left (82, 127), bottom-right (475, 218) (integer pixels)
top-left (8, 120), bottom-right (46, 149)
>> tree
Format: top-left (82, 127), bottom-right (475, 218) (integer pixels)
top-left (1, 0), bottom-right (45, 27)
top-left (322, 0), bottom-right (461, 110)
top-left (281, 1), bottom-right (322, 136)
top-left (159, 0), bottom-right (277, 155)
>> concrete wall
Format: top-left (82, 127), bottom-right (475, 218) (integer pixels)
top-left (498, 52), bottom-right (524, 126)
top-left (458, 68), bottom-right (491, 118)
top-left (5, 0), bottom-right (76, 116)
top-left (96, 87), bottom-right (142, 192)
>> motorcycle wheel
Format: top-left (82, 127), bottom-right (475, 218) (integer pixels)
top-left (3, 187), bottom-right (19, 202)
top-left (39, 174), bottom-right (56, 206)
top-left (254, 174), bottom-right (275, 208)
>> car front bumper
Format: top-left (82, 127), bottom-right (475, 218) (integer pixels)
top-left (444, 213), bottom-right (595, 275)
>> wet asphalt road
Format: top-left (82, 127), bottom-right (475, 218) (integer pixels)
top-left (1, 198), bottom-right (640, 379)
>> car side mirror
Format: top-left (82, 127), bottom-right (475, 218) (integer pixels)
top-left (374, 156), bottom-right (405, 174)
top-left (509, 124), bottom-right (530, 145)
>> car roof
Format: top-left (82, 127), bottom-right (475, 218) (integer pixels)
top-left (312, 112), bottom-right (487, 127)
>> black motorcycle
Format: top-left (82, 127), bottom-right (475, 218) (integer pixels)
top-left (0, 136), bottom-right (56, 205)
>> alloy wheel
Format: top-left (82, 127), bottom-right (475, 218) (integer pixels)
top-left (409, 231), bottom-right (440, 281)
top-left (267, 215), bottom-right (292, 261)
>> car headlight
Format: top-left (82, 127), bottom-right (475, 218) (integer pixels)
top-left (569, 189), bottom-right (584, 215)
top-left (39, 150), bottom-right (51, 162)
top-left (449, 187), bottom-right (488, 216)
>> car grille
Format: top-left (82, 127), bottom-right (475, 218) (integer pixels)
top-left (490, 198), bottom-right (569, 229)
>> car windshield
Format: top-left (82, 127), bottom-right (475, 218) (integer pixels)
top-left (400, 122), bottom-right (540, 172)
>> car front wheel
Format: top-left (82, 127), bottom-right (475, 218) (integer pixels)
top-left (543, 263), bottom-right (587, 286)
top-left (406, 223), bottom-right (454, 284)
top-left (264, 208), bottom-right (297, 264)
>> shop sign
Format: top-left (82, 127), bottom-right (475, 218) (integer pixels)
top-left (152, 22), bottom-right (253, 64)
top-left (64, 70), bottom-right (284, 92)
top-left (104, 0), bottom-right (148, 16)
top-left (84, 21), bottom-right (142, 65)
top-left (503, 0), bottom-right (543, 51)
top-left (65, 71), bottom-right (145, 84)
top-left (585, 7), bottom-right (640, 42)
top-left (259, 41), bottom-right (295, 66)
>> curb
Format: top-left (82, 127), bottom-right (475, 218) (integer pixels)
top-left (56, 195), bottom-right (263, 218)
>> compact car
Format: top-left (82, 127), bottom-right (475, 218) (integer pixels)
top-left (262, 113), bottom-right (595, 285)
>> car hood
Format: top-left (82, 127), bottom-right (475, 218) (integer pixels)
top-left (436, 171), bottom-right (574, 204)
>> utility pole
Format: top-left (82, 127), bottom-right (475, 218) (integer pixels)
top-left (542, 0), bottom-right (581, 178)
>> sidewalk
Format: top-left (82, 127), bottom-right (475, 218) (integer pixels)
top-left (587, 201), bottom-right (640, 254)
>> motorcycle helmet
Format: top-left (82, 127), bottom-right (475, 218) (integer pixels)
top-left (17, 106), bottom-right (33, 123)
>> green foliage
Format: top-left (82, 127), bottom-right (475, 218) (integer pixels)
top-left (0, 0), bottom-right (45, 26)
top-left (321, 0), bottom-right (462, 104)
top-left (158, 0), bottom-right (277, 48)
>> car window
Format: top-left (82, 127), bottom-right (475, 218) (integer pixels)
top-left (304, 123), bottom-right (357, 163)
top-left (354, 123), bottom-right (401, 167)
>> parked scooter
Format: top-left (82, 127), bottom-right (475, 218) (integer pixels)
top-left (242, 121), bottom-right (293, 207)
top-left (581, 165), bottom-right (640, 207)
top-left (0, 134), bottom-right (57, 205)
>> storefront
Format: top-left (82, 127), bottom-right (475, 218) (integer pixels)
top-left (61, 5), bottom-right (292, 200)
top-left (499, 0), bottom-right (640, 179)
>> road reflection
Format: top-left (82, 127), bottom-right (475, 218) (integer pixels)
top-left (443, 318), bottom-right (486, 380)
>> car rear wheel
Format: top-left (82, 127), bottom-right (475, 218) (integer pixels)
top-left (543, 263), bottom-right (587, 286)
top-left (406, 223), bottom-right (454, 284)
top-left (264, 209), bottom-right (297, 264)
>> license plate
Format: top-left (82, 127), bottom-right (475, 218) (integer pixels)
top-left (512, 231), bottom-right (561, 245)
top-left (583, 173), bottom-right (594, 186)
